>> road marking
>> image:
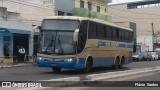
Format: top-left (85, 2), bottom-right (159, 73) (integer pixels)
top-left (86, 66), bottom-right (160, 81)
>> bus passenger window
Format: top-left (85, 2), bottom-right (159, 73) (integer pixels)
top-left (88, 22), bottom-right (97, 39)
top-left (112, 28), bottom-right (117, 40)
top-left (121, 30), bottom-right (125, 42)
top-left (116, 29), bottom-right (119, 40)
top-left (97, 24), bottom-right (105, 39)
top-left (78, 20), bottom-right (88, 53)
top-left (119, 29), bottom-right (122, 41)
top-left (106, 26), bottom-right (112, 39)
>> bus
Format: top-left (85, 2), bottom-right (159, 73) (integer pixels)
top-left (36, 16), bottom-right (134, 73)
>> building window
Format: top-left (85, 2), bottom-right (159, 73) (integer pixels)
top-left (67, 13), bottom-right (73, 16)
top-left (80, 0), bottom-right (84, 8)
top-left (58, 11), bottom-right (65, 16)
top-left (43, 0), bottom-right (53, 4)
top-left (97, 6), bottom-right (100, 12)
top-left (105, 8), bottom-right (107, 13)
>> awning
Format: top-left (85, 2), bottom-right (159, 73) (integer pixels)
top-left (0, 28), bottom-right (30, 34)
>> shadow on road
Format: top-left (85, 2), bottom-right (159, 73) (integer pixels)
top-left (42, 67), bottom-right (131, 76)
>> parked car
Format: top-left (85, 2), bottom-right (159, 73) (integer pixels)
top-left (132, 52), bottom-right (143, 61)
top-left (148, 52), bottom-right (159, 60)
top-left (141, 52), bottom-right (152, 61)
top-left (155, 48), bottom-right (160, 59)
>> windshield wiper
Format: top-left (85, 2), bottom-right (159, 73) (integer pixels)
top-left (45, 35), bottom-right (55, 53)
top-left (57, 33), bottom-right (64, 54)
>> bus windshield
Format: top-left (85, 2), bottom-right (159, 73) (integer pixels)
top-left (38, 20), bottom-right (80, 55)
top-left (41, 19), bottom-right (79, 31)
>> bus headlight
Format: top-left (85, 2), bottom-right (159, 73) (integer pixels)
top-left (64, 58), bottom-right (74, 62)
top-left (37, 57), bottom-right (44, 60)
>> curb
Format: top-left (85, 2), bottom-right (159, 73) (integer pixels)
top-left (0, 63), bottom-right (36, 68)
top-left (40, 77), bottom-right (80, 87)
top-left (41, 77), bottom-right (80, 81)
top-left (86, 66), bottom-right (160, 81)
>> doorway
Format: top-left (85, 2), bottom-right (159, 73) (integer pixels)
top-left (13, 34), bottom-right (29, 62)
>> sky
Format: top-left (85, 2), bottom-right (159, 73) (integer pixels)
top-left (110, 0), bottom-right (144, 4)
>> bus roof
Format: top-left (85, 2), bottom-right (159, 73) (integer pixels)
top-left (45, 16), bottom-right (133, 31)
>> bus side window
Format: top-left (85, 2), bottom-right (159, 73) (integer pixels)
top-left (97, 24), bottom-right (105, 39)
top-left (116, 28), bottom-right (119, 41)
top-left (112, 28), bottom-right (117, 40)
top-left (106, 26), bottom-right (111, 39)
top-left (119, 29), bottom-right (122, 41)
top-left (78, 20), bottom-right (88, 53)
top-left (88, 21), bottom-right (97, 39)
top-left (122, 30), bottom-right (125, 42)
top-left (130, 31), bottom-right (134, 42)
top-left (126, 31), bottom-right (129, 42)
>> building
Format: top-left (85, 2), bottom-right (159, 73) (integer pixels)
top-left (0, 7), bottom-right (38, 62)
top-left (108, 0), bottom-right (160, 51)
top-left (0, 0), bottom-right (112, 62)
top-left (0, 0), bottom-right (112, 26)
top-left (0, 0), bottom-right (54, 25)
top-left (0, 20), bottom-right (33, 61)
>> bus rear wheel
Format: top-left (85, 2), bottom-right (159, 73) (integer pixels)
top-left (52, 67), bottom-right (61, 73)
top-left (112, 58), bottom-right (119, 69)
top-left (118, 58), bottom-right (124, 69)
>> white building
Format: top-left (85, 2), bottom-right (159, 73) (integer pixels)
top-left (108, 0), bottom-right (160, 52)
top-left (0, 0), bottom-right (112, 26)
top-left (137, 35), bottom-right (154, 52)
top-left (0, 0), bottom-right (112, 62)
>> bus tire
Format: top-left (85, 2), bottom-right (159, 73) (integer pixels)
top-left (119, 57), bottom-right (124, 69)
top-left (52, 67), bottom-right (61, 73)
top-left (112, 57), bottom-right (119, 69)
top-left (84, 57), bottom-right (93, 73)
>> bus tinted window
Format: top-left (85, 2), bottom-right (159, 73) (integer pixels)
top-left (129, 31), bottom-right (133, 42)
top-left (78, 20), bottom-right (88, 53)
top-left (106, 26), bottom-right (112, 39)
top-left (97, 24), bottom-right (105, 39)
top-left (116, 28), bottom-right (119, 40)
top-left (88, 22), bottom-right (97, 38)
top-left (112, 28), bottom-right (117, 40)
top-left (119, 29), bottom-right (122, 41)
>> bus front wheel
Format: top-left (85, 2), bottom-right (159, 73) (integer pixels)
top-left (84, 58), bottom-right (93, 73)
top-left (52, 67), bottom-right (61, 73)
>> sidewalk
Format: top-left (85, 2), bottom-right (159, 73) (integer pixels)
top-left (0, 62), bottom-right (37, 68)
top-left (0, 58), bottom-right (37, 68)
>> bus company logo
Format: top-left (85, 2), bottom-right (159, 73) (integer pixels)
top-left (2, 82), bottom-right (12, 87)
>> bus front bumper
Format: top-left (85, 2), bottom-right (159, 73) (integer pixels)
top-left (36, 60), bottom-right (85, 69)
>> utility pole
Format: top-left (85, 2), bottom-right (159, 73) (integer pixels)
top-left (151, 22), bottom-right (155, 51)
top-left (1, 0), bottom-right (3, 6)
top-left (88, 0), bottom-right (92, 18)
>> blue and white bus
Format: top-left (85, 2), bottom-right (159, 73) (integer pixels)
top-left (36, 16), bottom-right (133, 72)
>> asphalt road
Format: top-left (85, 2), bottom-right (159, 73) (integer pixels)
top-left (0, 60), bottom-right (160, 81)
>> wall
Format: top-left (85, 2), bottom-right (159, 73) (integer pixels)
top-left (109, 3), bottom-right (160, 36)
top-left (54, 0), bottom-right (75, 15)
top-left (75, 0), bottom-right (109, 15)
top-left (0, 0), bottom-right (55, 25)
top-left (137, 36), bottom-right (153, 52)
top-left (0, 20), bottom-right (33, 58)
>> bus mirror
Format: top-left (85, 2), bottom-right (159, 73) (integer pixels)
top-left (73, 29), bottom-right (79, 42)
top-left (33, 26), bottom-right (41, 32)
